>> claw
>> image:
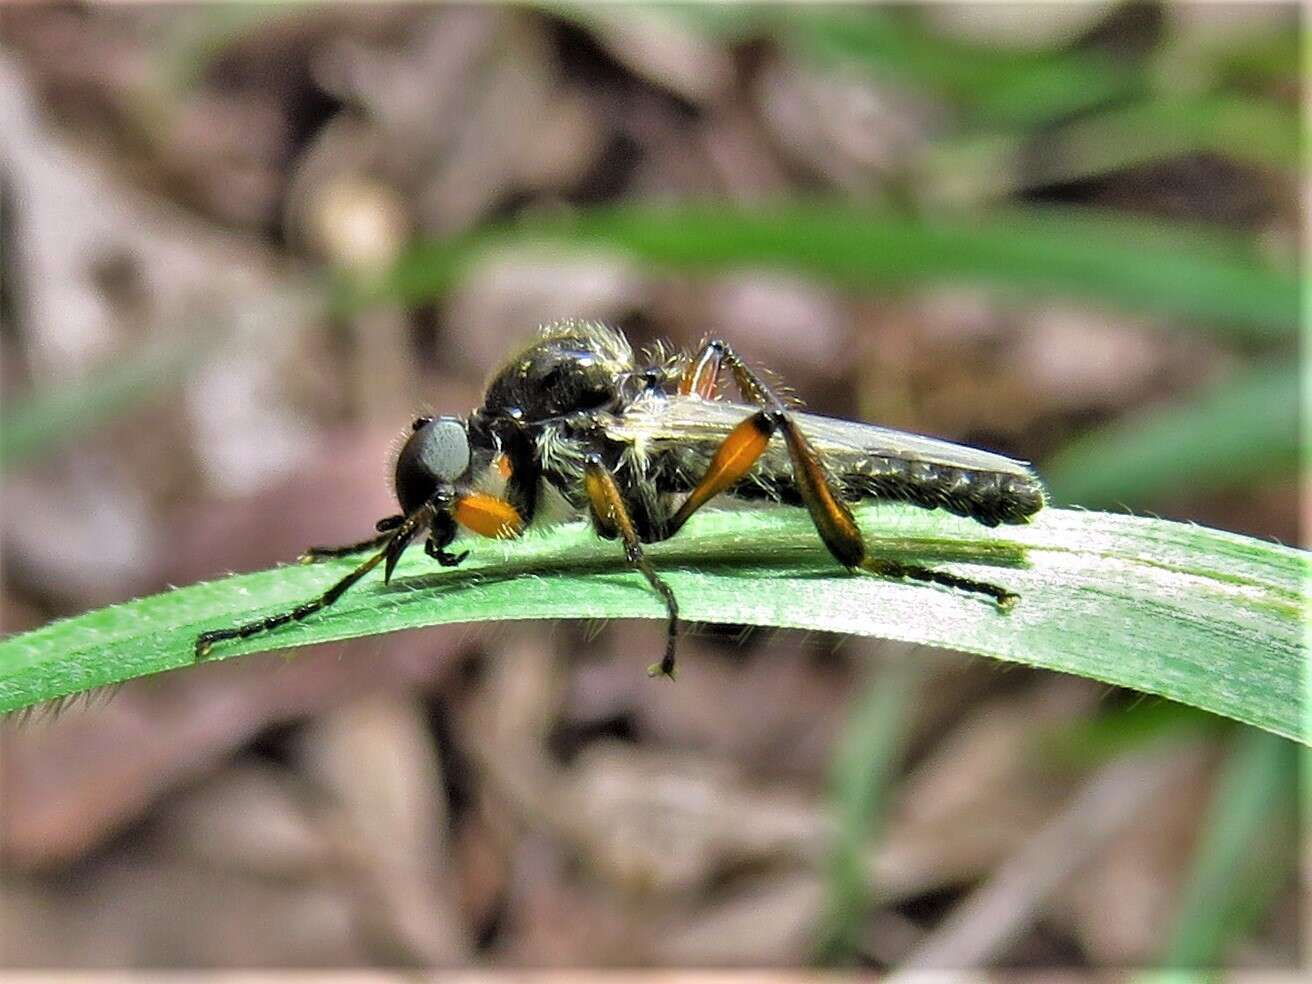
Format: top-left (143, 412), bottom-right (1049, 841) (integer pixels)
top-left (383, 535), bottom-right (408, 584)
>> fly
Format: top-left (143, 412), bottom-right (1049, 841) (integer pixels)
top-left (196, 321), bottom-right (1047, 677)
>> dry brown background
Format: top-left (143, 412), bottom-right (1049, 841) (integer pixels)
top-left (0, 2), bottom-right (1302, 973)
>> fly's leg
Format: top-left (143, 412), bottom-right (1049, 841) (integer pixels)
top-left (196, 549), bottom-right (387, 661)
top-left (498, 424), bottom-right (542, 526)
top-left (582, 454), bottom-right (681, 679)
top-left (678, 339), bottom-right (725, 398)
top-left (195, 503), bottom-right (437, 661)
top-left (196, 479), bottom-right (532, 662)
top-left (424, 510), bottom-right (469, 567)
top-left (300, 515), bottom-right (404, 562)
top-left (671, 339), bottom-right (1018, 609)
top-left (857, 557), bottom-right (1016, 608)
top-left (300, 533), bottom-right (390, 562)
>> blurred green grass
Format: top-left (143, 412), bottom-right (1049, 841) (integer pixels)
top-left (815, 653), bottom-right (924, 964)
top-left (777, 5), bottom-right (1146, 128)
top-left (360, 203), bottom-right (1296, 339)
top-left (1157, 727), bottom-right (1298, 969)
top-left (0, 337), bottom-right (202, 474)
top-left (1044, 360), bottom-right (1300, 508)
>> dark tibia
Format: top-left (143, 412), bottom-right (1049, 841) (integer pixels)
top-left (631, 543), bottom-right (680, 678)
top-left (300, 531), bottom-right (392, 562)
top-left (299, 514), bottom-right (406, 561)
top-left (195, 547), bottom-right (388, 660)
top-left (681, 339), bottom-right (1019, 609)
top-left (424, 511), bottom-right (468, 567)
top-left (863, 558), bottom-right (1018, 610)
top-left (196, 504), bottom-right (436, 661)
top-left (582, 454), bottom-right (680, 679)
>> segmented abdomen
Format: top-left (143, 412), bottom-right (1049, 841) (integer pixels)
top-left (837, 455), bottom-right (1045, 526)
top-left (720, 453), bottom-right (1045, 527)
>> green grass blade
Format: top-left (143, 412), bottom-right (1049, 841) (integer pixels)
top-left (815, 653), bottom-right (924, 964)
top-left (1028, 95), bottom-right (1300, 181)
top-left (358, 204), bottom-right (1297, 340)
top-left (1159, 728), bottom-right (1298, 967)
top-left (930, 95), bottom-right (1300, 202)
top-left (0, 507), bottom-right (1304, 742)
top-left (1037, 701), bottom-right (1226, 771)
top-left (1043, 361), bottom-right (1299, 508)
top-left (0, 338), bottom-right (201, 473)
top-left (560, 3), bottom-right (1142, 128)
top-left (782, 5), bottom-right (1140, 128)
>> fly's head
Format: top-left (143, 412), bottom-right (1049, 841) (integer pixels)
top-left (394, 416), bottom-right (472, 514)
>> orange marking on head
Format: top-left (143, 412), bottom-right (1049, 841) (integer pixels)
top-left (455, 493), bottom-right (523, 539)
top-left (494, 453), bottom-right (513, 479)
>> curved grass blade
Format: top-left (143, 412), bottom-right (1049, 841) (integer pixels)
top-left (1157, 727), bottom-right (1298, 969)
top-left (1044, 360), bottom-right (1300, 508)
top-left (0, 338), bottom-right (202, 473)
top-left (779, 4), bottom-right (1141, 128)
top-left (815, 652), bottom-right (924, 964)
top-left (0, 507), bottom-right (1304, 742)
top-left (356, 204), bottom-right (1297, 341)
top-left (927, 95), bottom-right (1299, 206)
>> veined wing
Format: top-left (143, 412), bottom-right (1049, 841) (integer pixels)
top-left (609, 396), bottom-right (1038, 480)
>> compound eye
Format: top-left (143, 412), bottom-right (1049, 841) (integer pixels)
top-left (417, 417), bottom-right (470, 482)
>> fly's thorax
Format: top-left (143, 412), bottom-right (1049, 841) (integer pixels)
top-left (482, 322), bottom-right (634, 423)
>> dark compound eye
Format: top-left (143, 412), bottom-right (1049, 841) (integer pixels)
top-left (395, 416), bottom-right (471, 514)
top-left (415, 417), bottom-right (470, 483)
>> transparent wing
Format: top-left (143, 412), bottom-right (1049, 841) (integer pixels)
top-left (608, 396), bottom-right (1038, 479)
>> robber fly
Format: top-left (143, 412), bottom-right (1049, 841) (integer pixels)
top-left (196, 321), bottom-right (1046, 677)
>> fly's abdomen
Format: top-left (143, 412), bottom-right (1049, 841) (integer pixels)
top-left (651, 423), bottom-right (1046, 528)
top-left (838, 455), bottom-right (1045, 527)
top-left (715, 454), bottom-right (1045, 527)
